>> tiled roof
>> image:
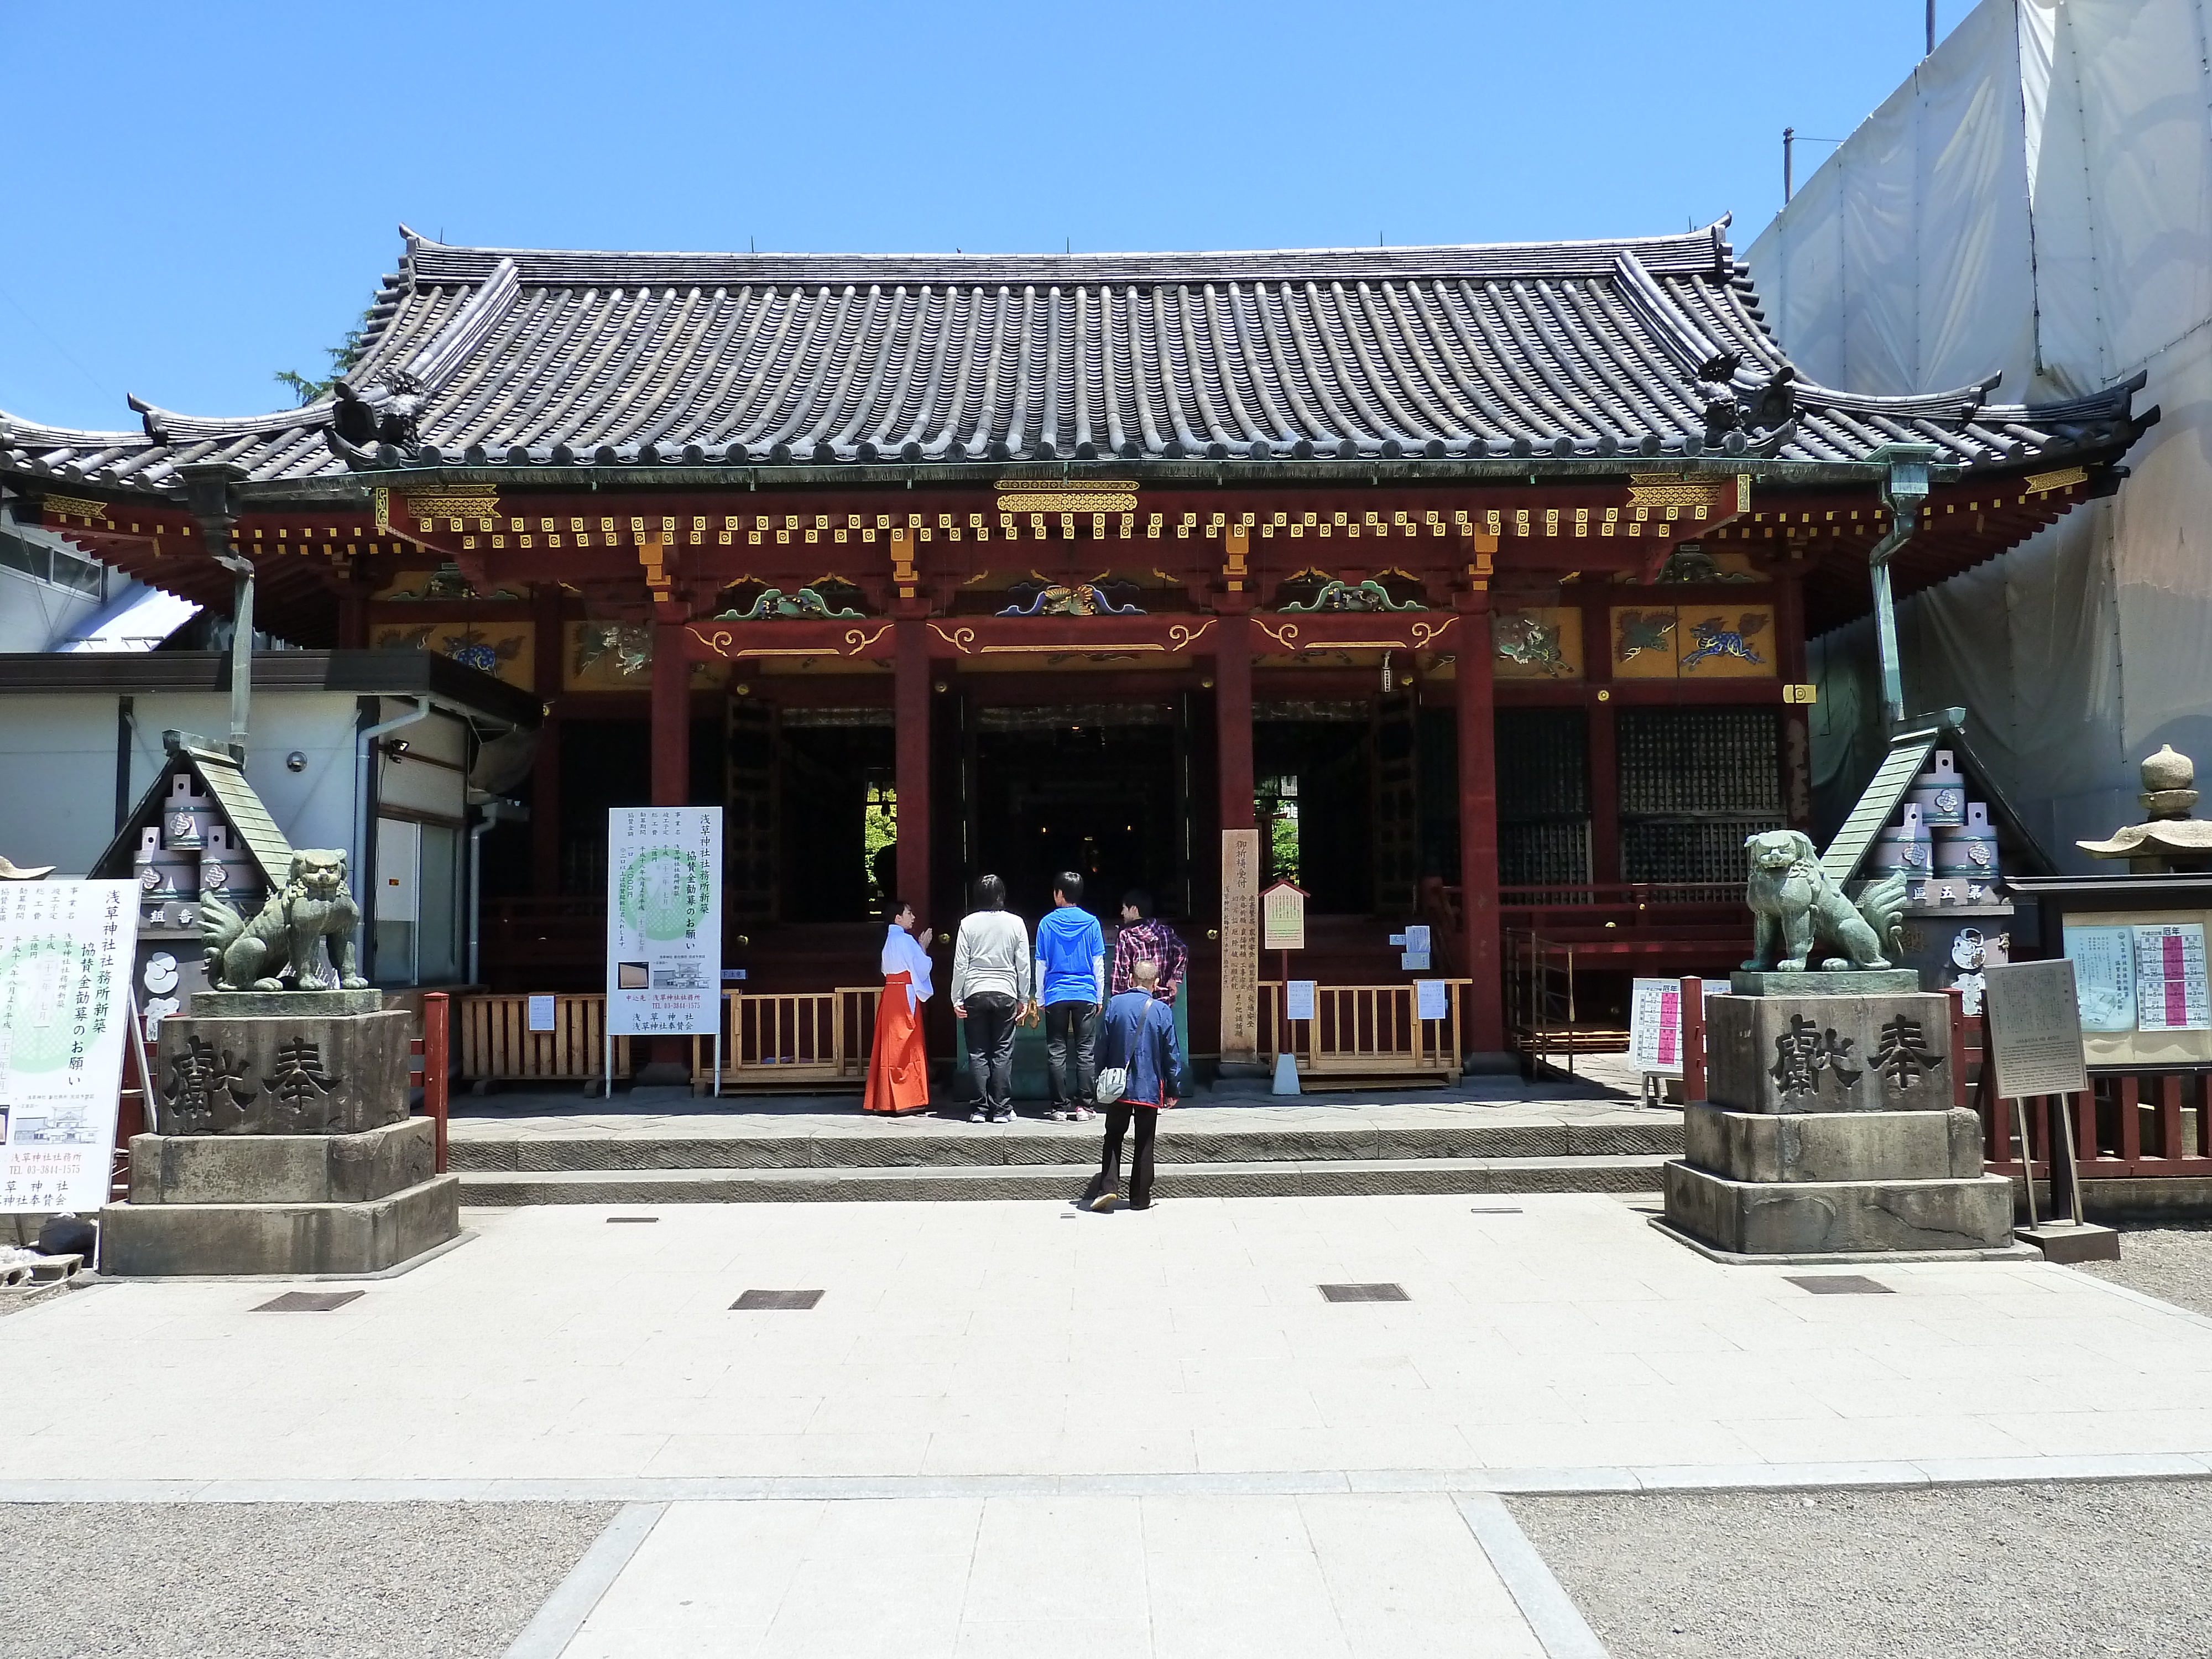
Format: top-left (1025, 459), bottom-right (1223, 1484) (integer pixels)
top-left (0, 222), bottom-right (2148, 494)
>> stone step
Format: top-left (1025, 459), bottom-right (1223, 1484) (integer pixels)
top-left (457, 1153), bottom-right (1672, 1206)
top-left (449, 1120), bottom-right (1681, 1175)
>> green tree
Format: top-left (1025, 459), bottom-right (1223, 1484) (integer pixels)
top-left (274, 303), bottom-right (375, 406)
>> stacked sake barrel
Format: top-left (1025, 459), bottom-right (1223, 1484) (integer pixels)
top-left (1866, 751), bottom-right (2001, 901)
top-left (132, 773), bottom-right (260, 928)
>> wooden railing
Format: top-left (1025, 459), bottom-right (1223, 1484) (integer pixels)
top-left (693, 987), bottom-right (880, 1094)
top-left (1985, 1072), bottom-right (2212, 1181)
top-left (1256, 979), bottom-right (1470, 1082)
top-left (459, 993), bottom-right (630, 1084)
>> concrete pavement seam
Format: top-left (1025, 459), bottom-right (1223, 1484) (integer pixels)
top-left (7, 1455), bottom-right (2211, 1506)
top-left (1453, 1491), bottom-right (1611, 1658)
top-left (2050, 1261), bottom-right (2212, 1333)
top-left (500, 1499), bottom-right (666, 1659)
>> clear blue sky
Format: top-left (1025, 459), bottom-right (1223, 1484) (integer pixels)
top-left (0, 1), bottom-right (1963, 431)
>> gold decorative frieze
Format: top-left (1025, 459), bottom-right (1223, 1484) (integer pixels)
top-left (1625, 472), bottom-right (1751, 522)
top-left (41, 493), bottom-right (112, 525)
top-left (405, 483), bottom-right (502, 533)
top-left (994, 478), bottom-right (1139, 514)
top-left (2024, 465), bottom-right (2089, 495)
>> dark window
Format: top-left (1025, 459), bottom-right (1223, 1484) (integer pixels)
top-left (1618, 708), bottom-right (1782, 884)
top-left (1497, 708), bottom-right (1590, 890)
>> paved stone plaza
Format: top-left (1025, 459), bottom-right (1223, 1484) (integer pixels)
top-left (7, 1193), bottom-right (2212, 1655)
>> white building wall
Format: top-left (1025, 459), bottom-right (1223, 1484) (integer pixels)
top-left (0, 692), bottom-right (361, 877)
top-left (1748, 0), bottom-right (2212, 868)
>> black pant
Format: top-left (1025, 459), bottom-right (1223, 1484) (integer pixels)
top-left (964, 992), bottom-right (1018, 1112)
top-left (1099, 1102), bottom-right (1160, 1206)
top-left (1044, 1000), bottom-right (1098, 1108)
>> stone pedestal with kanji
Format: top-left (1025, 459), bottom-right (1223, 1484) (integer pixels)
top-left (101, 992), bottom-right (459, 1276)
top-left (1661, 977), bottom-right (2016, 1259)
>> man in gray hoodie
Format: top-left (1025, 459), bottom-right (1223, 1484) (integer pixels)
top-left (951, 873), bottom-right (1031, 1124)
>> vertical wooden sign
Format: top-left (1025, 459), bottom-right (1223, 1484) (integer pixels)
top-left (1220, 828), bottom-right (1261, 1061)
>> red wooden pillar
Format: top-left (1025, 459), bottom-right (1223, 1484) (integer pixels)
top-left (1457, 581), bottom-right (1505, 1053)
top-left (530, 586), bottom-right (564, 896)
top-left (650, 618), bottom-right (690, 806)
top-left (894, 618), bottom-right (932, 916)
top-left (1775, 563), bottom-right (1813, 831)
top-left (1213, 612), bottom-right (1255, 833)
top-left (1587, 694), bottom-right (1620, 886)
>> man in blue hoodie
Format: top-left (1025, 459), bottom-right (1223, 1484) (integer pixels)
top-left (1034, 871), bottom-right (1105, 1122)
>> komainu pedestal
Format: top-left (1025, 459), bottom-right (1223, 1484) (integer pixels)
top-left (1661, 973), bottom-right (2015, 1258)
top-left (101, 990), bottom-right (458, 1276)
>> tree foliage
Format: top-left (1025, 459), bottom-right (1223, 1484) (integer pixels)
top-left (274, 304), bottom-right (376, 407)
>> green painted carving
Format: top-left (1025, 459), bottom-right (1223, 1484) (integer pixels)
top-left (1491, 611), bottom-right (1571, 676)
top-left (1280, 578), bottom-right (1425, 613)
top-left (714, 586), bottom-right (864, 622)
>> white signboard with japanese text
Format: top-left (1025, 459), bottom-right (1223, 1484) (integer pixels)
top-left (2132, 922), bottom-right (2211, 1032)
top-left (1261, 881), bottom-right (1306, 952)
top-left (1629, 979), bottom-right (1723, 1076)
top-left (0, 881), bottom-right (137, 1213)
top-left (1629, 978), bottom-right (1686, 1074)
top-left (605, 808), bottom-right (722, 1037)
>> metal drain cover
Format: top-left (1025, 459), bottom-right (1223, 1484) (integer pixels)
top-left (733, 1288), bottom-right (825, 1311)
top-left (1786, 1275), bottom-right (1894, 1295)
top-left (1319, 1282), bottom-right (1409, 1303)
top-left (253, 1290), bottom-right (364, 1312)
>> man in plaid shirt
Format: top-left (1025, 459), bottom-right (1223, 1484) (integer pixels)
top-left (1109, 889), bottom-right (1187, 1004)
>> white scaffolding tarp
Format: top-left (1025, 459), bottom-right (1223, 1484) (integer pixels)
top-left (1749, 0), bottom-right (2212, 868)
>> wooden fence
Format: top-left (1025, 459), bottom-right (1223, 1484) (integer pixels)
top-left (459, 994), bottom-right (630, 1083)
top-left (693, 987), bottom-right (880, 1094)
top-left (1256, 979), bottom-right (1470, 1084)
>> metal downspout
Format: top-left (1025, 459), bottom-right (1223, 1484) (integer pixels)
top-left (1865, 446), bottom-right (1938, 731)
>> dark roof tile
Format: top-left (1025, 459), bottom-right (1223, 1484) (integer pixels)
top-left (0, 223), bottom-right (2147, 495)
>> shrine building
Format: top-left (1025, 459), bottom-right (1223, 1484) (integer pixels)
top-left (0, 222), bottom-right (2150, 1080)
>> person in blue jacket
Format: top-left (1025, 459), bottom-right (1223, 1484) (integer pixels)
top-left (1082, 957), bottom-right (1182, 1212)
top-left (1034, 871), bottom-right (1105, 1121)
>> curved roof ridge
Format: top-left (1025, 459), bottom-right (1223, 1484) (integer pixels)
top-left (399, 220), bottom-right (1739, 288)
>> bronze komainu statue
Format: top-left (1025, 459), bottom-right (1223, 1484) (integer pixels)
top-left (200, 850), bottom-right (369, 992)
top-left (1742, 829), bottom-right (1908, 973)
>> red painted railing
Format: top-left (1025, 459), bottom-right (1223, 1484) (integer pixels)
top-left (408, 991), bottom-right (451, 1173)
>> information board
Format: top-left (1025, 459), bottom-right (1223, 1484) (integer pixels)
top-left (1982, 959), bottom-right (2090, 1101)
top-left (605, 807), bottom-right (723, 1037)
top-left (2133, 921), bottom-right (2210, 1031)
top-left (2063, 926), bottom-right (2136, 1031)
top-left (1285, 980), bottom-right (1317, 1022)
top-left (1261, 881), bottom-right (1306, 952)
top-left (0, 880), bottom-right (138, 1213)
top-left (1219, 829), bottom-right (1261, 1061)
top-left (1629, 978), bottom-right (1686, 1074)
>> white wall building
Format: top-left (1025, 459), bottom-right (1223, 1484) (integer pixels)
top-left (1749, 0), bottom-right (2212, 865)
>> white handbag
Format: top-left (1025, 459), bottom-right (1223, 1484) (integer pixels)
top-left (1094, 1066), bottom-right (1128, 1104)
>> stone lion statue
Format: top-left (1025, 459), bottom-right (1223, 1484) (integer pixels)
top-left (200, 849), bottom-right (368, 992)
top-left (1742, 829), bottom-right (1910, 973)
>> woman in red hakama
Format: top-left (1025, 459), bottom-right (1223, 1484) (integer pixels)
top-left (864, 901), bottom-right (934, 1115)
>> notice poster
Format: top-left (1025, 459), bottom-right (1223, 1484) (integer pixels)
top-left (605, 807), bottom-right (723, 1037)
top-left (1285, 980), bottom-right (1317, 1022)
top-left (1629, 978), bottom-right (1683, 1074)
top-left (2132, 922), bottom-right (2211, 1031)
top-left (0, 880), bottom-right (138, 1214)
top-left (2063, 926), bottom-right (2136, 1031)
top-left (1415, 979), bottom-right (1450, 1021)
